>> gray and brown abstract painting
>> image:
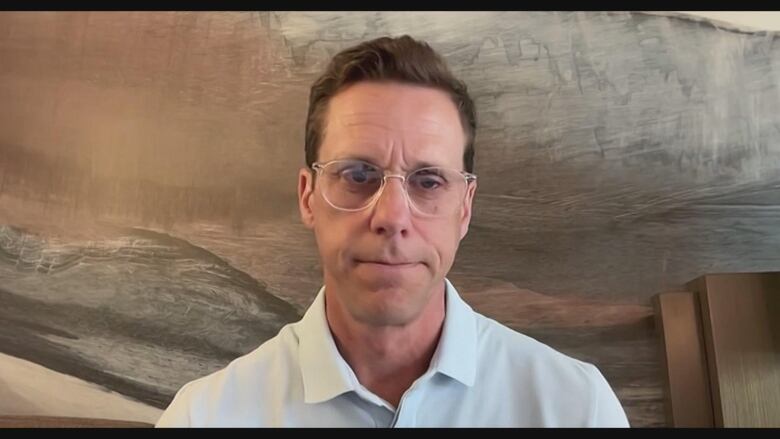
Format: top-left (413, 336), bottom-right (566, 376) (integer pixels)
top-left (0, 12), bottom-right (778, 427)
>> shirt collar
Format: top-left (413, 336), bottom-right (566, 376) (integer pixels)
top-left (429, 278), bottom-right (478, 387)
top-left (297, 278), bottom-right (478, 404)
top-left (298, 286), bottom-right (359, 404)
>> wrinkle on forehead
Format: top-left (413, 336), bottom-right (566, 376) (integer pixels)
top-left (337, 112), bottom-right (452, 138)
top-left (320, 82), bottom-right (466, 169)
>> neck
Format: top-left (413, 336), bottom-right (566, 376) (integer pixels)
top-left (324, 281), bottom-right (447, 408)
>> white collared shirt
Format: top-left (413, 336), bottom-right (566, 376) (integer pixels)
top-left (156, 279), bottom-right (630, 427)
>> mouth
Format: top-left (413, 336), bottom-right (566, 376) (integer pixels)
top-left (355, 259), bottom-right (422, 268)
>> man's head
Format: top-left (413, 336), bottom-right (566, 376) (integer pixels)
top-left (305, 35), bottom-right (476, 173)
top-left (297, 35), bottom-right (478, 328)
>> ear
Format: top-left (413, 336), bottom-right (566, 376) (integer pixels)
top-left (298, 167), bottom-right (315, 229)
top-left (459, 180), bottom-right (477, 240)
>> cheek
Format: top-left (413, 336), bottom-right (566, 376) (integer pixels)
top-left (417, 218), bottom-right (462, 265)
top-left (313, 209), bottom-right (362, 264)
top-left (314, 220), bottom-right (343, 257)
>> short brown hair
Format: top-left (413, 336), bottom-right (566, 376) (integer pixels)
top-left (304, 35), bottom-right (476, 173)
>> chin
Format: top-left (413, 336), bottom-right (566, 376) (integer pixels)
top-left (353, 264), bottom-right (430, 290)
top-left (350, 284), bottom-right (431, 326)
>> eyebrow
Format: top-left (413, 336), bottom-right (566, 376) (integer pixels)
top-left (336, 155), bottom-right (444, 171)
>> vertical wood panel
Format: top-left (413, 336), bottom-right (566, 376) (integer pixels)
top-left (654, 292), bottom-right (714, 427)
top-left (689, 273), bottom-right (780, 427)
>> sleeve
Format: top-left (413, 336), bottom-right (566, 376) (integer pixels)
top-left (589, 366), bottom-right (631, 428)
top-left (155, 382), bottom-right (196, 428)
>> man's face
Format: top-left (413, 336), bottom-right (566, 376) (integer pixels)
top-left (298, 81), bottom-right (476, 327)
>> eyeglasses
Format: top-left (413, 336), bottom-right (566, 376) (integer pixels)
top-left (311, 159), bottom-right (477, 217)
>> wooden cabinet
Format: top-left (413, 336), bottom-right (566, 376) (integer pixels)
top-left (654, 273), bottom-right (780, 427)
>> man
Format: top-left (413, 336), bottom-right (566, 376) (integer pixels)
top-left (156, 35), bottom-right (630, 428)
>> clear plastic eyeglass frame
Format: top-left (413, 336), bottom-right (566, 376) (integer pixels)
top-left (311, 159), bottom-right (477, 217)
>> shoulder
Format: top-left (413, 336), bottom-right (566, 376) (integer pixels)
top-left (472, 313), bottom-right (628, 426)
top-left (155, 322), bottom-right (301, 427)
top-left (474, 312), bottom-right (595, 377)
top-left (445, 282), bottom-right (605, 392)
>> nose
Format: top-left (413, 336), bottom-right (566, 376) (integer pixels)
top-left (368, 176), bottom-right (412, 238)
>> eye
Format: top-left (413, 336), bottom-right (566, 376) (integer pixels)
top-left (410, 169), bottom-right (447, 190)
top-left (338, 163), bottom-right (380, 185)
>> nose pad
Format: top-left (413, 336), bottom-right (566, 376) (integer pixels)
top-left (369, 175), bottom-right (413, 236)
top-left (373, 175), bottom-right (411, 211)
top-left (383, 176), bottom-right (409, 202)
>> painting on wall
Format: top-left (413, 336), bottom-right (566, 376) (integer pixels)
top-left (1, 11), bottom-right (778, 426)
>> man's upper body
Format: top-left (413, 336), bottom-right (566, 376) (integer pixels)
top-left (157, 35), bottom-right (630, 427)
top-left (156, 279), bottom-right (629, 427)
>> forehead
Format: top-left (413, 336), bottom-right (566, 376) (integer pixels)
top-left (320, 81), bottom-right (466, 168)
